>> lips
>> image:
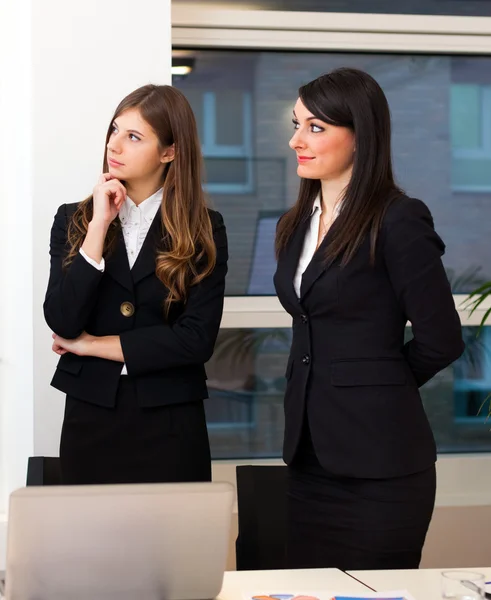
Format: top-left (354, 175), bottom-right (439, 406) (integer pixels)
top-left (297, 156), bottom-right (314, 163)
top-left (108, 158), bottom-right (124, 167)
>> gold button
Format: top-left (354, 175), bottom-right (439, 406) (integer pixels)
top-left (120, 301), bottom-right (135, 317)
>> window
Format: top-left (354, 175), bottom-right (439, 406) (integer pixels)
top-left (173, 0), bottom-right (491, 17)
top-left (174, 51), bottom-right (491, 296)
top-left (451, 84), bottom-right (491, 191)
top-left (172, 48), bottom-right (491, 459)
top-left (205, 327), bottom-right (290, 459)
top-left (454, 327), bottom-right (491, 425)
top-left (205, 326), bottom-right (491, 459)
top-left (174, 83), bottom-right (253, 194)
top-left (201, 91), bottom-right (253, 194)
top-left (247, 211), bottom-right (283, 295)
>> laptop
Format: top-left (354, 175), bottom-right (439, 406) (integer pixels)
top-left (3, 481), bottom-right (234, 600)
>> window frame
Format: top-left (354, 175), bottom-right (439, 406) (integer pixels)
top-left (172, 5), bottom-right (491, 508)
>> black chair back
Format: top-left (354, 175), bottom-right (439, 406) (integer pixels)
top-left (235, 465), bottom-right (288, 570)
top-left (26, 457), bottom-right (62, 486)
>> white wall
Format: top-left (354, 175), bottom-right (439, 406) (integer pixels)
top-left (0, 0), bottom-right (171, 567)
top-left (31, 0), bottom-right (172, 455)
top-left (0, 0), bottom-right (34, 517)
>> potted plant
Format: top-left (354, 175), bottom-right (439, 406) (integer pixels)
top-left (464, 280), bottom-right (491, 418)
top-left (466, 281), bottom-right (491, 333)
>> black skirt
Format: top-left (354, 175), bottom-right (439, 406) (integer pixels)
top-left (286, 420), bottom-right (436, 570)
top-left (60, 377), bottom-right (211, 485)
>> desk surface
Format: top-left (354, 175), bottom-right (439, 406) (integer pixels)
top-left (218, 568), bottom-right (371, 600)
top-left (349, 567), bottom-right (491, 600)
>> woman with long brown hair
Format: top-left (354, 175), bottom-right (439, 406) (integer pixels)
top-left (44, 84), bottom-right (228, 485)
top-left (274, 68), bottom-right (464, 569)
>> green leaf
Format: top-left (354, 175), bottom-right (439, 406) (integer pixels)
top-left (463, 282), bottom-right (491, 332)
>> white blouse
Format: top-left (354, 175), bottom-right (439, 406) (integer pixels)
top-left (80, 188), bottom-right (162, 271)
top-left (293, 194), bottom-right (341, 298)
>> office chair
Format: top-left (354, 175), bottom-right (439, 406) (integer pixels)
top-left (235, 465), bottom-right (288, 570)
top-left (26, 456), bottom-right (62, 486)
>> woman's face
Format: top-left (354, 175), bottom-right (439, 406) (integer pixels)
top-left (106, 108), bottom-right (174, 183)
top-left (289, 98), bottom-right (355, 182)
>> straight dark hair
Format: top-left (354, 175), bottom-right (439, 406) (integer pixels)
top-left (276, 67), bottom-right (403, 266)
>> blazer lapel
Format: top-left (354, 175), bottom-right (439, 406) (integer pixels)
top-left (131, 208), bottom-right (163, 285)
top-left (276, 216), bottom-right (311, 308)
top-left (105, 228), bottom-right (134, 292)
top-left (300, 244), bottom-right (327, 300)
top-left (300, 226), bottom-right (337, 300)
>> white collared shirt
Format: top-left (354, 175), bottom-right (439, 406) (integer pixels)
top-left (80, 187), bottom-right (163, 271)
top-left (293, 194), bottom-right (340, 298)
top-left (79, 187), bottom-right (162, 375)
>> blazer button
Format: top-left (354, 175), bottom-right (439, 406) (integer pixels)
top-left (301, 314), bottom-right (308, 323)
top-left (302, 354), bottom-right (310, 365)
top-left (120, 301), bottom-right (135, 317)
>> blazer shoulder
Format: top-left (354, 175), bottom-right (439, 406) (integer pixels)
top-left (381, 194), bottom-right (444, 254)
top-left (65, 201), bottom-right (81, 216)
top-left (207, 208), bottom-right (225, 229)
top-left (382, 195), bottom-right (434, 230)
top-left (54, 201), bottom-right (81, 222)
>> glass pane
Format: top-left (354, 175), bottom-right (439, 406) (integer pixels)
top-left (450, 84), bottom-right (481, 149)
top-left (424, 326), bottom-right (491, 452)
top-left (173, 0), bottom-right (491, 16)
top-left (183, 89), bottom-right (204, 141)
top-left (205, 326), bottom-right (491, 459)
top-left (205, 327), bottom-right (291, 459)
top-left (205, 157), bottom-right (249, 185)
top-left (247, 211), bottom-right (281, 294)
top-left (452, 157), bottom-right (491, 189)
top-left (215, 91), bottom-right (246, 146)
top-left (174, 50), bottom-right (491, 295)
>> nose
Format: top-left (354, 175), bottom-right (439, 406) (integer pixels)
top-left (289, 128), bottom-right (307, 151)
top-left (107, 132), bottom-right (122, 155)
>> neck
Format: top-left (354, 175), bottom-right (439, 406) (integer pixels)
top-left (125, 176), bottom-right (163, 206)
top-left (320, 169), bottom-right (352, 215)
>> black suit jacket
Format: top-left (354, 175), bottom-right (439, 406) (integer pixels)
top-left (44, 203), bottom-right (228, 408)
top-left (274, 195), bottom-right (464, 479)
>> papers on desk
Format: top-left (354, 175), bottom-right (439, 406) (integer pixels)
top-left (331, 595), bottom-right (415, 600)
top-left (245, 591), bottom-right (416, 600)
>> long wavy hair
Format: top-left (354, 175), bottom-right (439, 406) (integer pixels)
top-left (276, 68), bottom-right (403, 266)
top-left (65, 84), bottom-right (215, 315)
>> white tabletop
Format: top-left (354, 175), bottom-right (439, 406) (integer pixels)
top-left (348, 567), bottom-right (491, 600)
top-left (218, 568), bottom-right (371, 600)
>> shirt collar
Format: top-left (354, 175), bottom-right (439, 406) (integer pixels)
top-left (120, 187), bottom-right (162, 225)
top-left (310, 194), bottom-right (322, 216)
top-left (310, 194), bottom-right (342, 217)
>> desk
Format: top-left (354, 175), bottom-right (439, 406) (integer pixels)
top-left (218, 568), bottom-right (371, 600)
top-left (349, 567), bottom-right (491, 600)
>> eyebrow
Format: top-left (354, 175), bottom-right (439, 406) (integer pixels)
top-left (292, 111), bottom-right (319, 122)
top-left (112, 121), bottom-right (145, 137)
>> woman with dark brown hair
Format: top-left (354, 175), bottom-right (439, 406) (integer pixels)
top-left (274, 68), bottom-right (464, 570)
top-left (44, 84), bottom-right (228, 485)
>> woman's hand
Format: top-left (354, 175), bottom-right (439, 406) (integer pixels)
top-left (91, 173), bottom-right (126, 227)
top-left (52, 332), bottom-right (124, 362)
top-left (52, 332), bottom-right (95, 356)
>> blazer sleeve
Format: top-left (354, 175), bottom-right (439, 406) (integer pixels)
top-left (382, 197), bottom-right (465, 387)
top-left (119, 211), bottom-right (228, 376)
top-left (43, 204), bottom-right (104, 339)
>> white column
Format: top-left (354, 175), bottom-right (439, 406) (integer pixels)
top-left (0, 0), bottom-right (34, 567)
top-left (0, 0), bottom-right (172, 567)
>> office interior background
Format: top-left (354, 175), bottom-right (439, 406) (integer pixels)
top-left (1, 0), bottom-right (491, 570)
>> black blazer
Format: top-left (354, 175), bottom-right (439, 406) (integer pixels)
top-left (44, 203), bottom-right (228, 408)
top-left (274, 195), bottom-right (464, 479)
